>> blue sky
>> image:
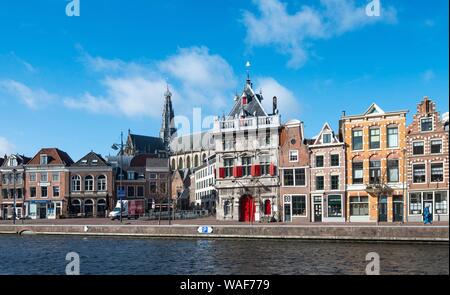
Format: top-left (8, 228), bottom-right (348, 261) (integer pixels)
top-left (0, 0), bottom-right (448, 160)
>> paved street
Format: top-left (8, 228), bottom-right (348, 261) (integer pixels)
top-left (1, 216), bottom-right (448, 227)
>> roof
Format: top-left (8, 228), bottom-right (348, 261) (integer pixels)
top-left (170, 131), bottom-right (214, 153)
top-left (0, 157), bottom-right (4, 167)
top-left (0, 154), bottom-right (31, 168)
top-left (146, 157), bottom-right (169, 169)
top-left (311, 122), bottom-right (342, 146)
top-left (342, 103), bottom-right (408, 119)
top-left (130, 154), bottom-right (158, 167)
top-left (228, 81), bottom-right (267, 118)
top-left (72, 152), bottom-right (110, 167)
top-left (27, 148), bottom-right (73, 166)
top-left (128, 134), bottom-right (165, 154)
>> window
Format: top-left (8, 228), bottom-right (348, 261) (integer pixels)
top-left (128, 171), bottom-right (135, 180)
top-left (283, 169), bottom-right (306, 186)
top-left (369, 160), bottom-right (381, 184)
top-left (260, 155), bottom-right (270, 175)
top-left (224, 159), bottom-right (234, 178)
top-left (352, 130), bottom-right (363, 150)
top-left (30, 173), bottom-right (36, 182)
top-left (315, 155), bottom-right (324, 168)
top-left (41, 173), bottom-right (48, 182)
top-left (242, 157), bottom-right (252, 176)
top-left (283, 170), bottom-right (294, 186)
top-left (17, 189), bottom-right (23, 199)
top-left (53, 186), bottom-right (60, 197)
top-left (71, 175), bottom-right (81, 191)
top-left (431, 163), bottom-right (444, 182)
top-left (41, 187), bottom-right (48, 198)
top-left (160, 182), bottom-right (167, 194)
top-left (413, 141), bottom-right (424, 155)
top-left (52, 172), bottom-right (59, 182)
top-left (387, 127), bottom-right (398, 148)
top-left (322, 133), bottom-right (332, 144)
top-left (149, 173), bottom-right (157, 179)
top-left (289, 150), bottom-right (298, 162)
top-left (149, 182), bottom-right (157, 194)
top-left (409, 193), bottom-right (422, 215)
top-left (30, 187), bottom-right (36, 198)
top-left (331, 175), bottom-right (339, 190)
top-left (328, 195), bottom-right (342, 217)
top-left (431, 140), bottom-right (442, 154)
top-left (435, 192), bottom-right (448, 214)
top-left (85, 175), bottom-right (94, 191)
top-left (421, 117), bottom-right (433, 132)
top-left (413, 164), bottom-right (426, 183)
top-left (137, 186), bottom-right (144, 197)
top-left (40, 154), bottom-right (48, 165)
top-left (316, 176), bottom-right (324, 190)
top-left (292, 195), bottom-right (306, 216)
top-left (352, 161), bottom-right (364, 184)
top-left (97, 175), bottom-right (107, 191)
top-left (387, 159), bottom-right (399, 183)
top-left (295, 169), bottom-right (306, 186)
top-left (127, 186), bottom-right (135, 197)
top-left (369, 128), bottom-right (381, 149)
top-left (350, 196), bottom-right (369, 216)
top-left (331, 154), bottom-right (339, 167)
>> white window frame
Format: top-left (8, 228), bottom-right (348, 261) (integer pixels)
top-left (420, 117), bottom-right (434, 132)
top-left (412, 163), bottom-right (426, 184)
top-left (289, 150), bottom-right (299, 162)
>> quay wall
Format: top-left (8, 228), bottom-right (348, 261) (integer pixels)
top-left (0, 225), bottom-right (448, 243)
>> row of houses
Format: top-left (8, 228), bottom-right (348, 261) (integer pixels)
top-left (0, 147), bottom-right (173, 220)
top-left (171, 77), bottom-right (449, 223)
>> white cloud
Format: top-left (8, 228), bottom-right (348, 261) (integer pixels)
top-left (256, 77), bottom-right (300, 119)
top-left (67, 46), bottom-right (238, 119)
top-left (0, 79), bottom-right (55, 109)
top-left (0, 137), bottom-right (15, 155)
top-left (422, 70), bottom-right (436, 82)
top-left (243, 0), bottom-right (398, 68)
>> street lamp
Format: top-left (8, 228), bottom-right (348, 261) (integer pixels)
top-left (12, 168), bottom-right (17, 225)
top-left (111, 132), bottom-right (125, 224)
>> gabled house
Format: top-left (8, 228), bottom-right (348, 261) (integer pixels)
top-left (68, 152), bottom-right (114, 218)
top-left (309, 123), bottom-right (346, 222)
top-left (0, 154), bottom-right (31, 219)
top-left (24, 148), bottom-right (73, 219)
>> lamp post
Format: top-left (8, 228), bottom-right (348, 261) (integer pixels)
top-left (12, 168), bottom-right (17, 225)
top-left (111, 132), bottom-right (125, 224)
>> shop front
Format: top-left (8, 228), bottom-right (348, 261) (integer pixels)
top-left (408, 190), bottom-right (448, 222)
top-left (27, 200), bottom-right (63, 219)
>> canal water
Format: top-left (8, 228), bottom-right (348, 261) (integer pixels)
top-left (0, 235), bottom-right (448, 275)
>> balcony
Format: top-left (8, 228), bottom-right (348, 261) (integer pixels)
top-left (215, 115), bottom-right (280, 132)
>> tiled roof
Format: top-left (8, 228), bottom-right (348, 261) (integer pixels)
top-left (129, 134), bottom-right (165, 154)
top-left (228, 82), bottom-right (267, 118)
top-left (72, 151), bottom-right (110, 167)
top-left (27, 148), bottom-right (73, 166)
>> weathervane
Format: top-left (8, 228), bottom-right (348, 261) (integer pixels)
top-left (246, 61), bottom-right (251, 84)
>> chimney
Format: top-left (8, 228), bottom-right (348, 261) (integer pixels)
top-left (342, 110), bottom-right (346, 117)
top-left (273, 96), bottom-right (278, 115)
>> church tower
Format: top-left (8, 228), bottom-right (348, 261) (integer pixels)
top-left (160, 86), bottom-right (177, 150)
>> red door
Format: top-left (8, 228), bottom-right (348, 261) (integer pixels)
top-left (239, 195), bottom-right (255, 222)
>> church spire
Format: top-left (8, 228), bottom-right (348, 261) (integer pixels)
top-left (160, 85), bottom-right (177, 150)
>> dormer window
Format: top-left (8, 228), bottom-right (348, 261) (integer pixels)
top-left (81, 160), bottom-right (88, 164)
top-left (322, 133), bottom-right (332, 144)
top-left (8, 158), bottom-right (17, 167)
top-left (92, 159), bottom-right (98, 165)
top-left (40, 155), bottom-right (48, 165)
top-left (421, 117), bottom-right (433, 132)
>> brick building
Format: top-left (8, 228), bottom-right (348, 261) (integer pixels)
top-left (279, 119), bottom-right (310, 223)
top-left (309, 123), bottom-right (346, 223)
top-left (340, 104), bottom-right (408, 223)
top-left (68, 152), bottom-right (114, 217)
top-left (406, 97), bottom-right (449, 222)
top-left (24, 148), bottom-right (73, 219)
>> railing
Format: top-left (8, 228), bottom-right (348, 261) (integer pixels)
top-left (141, 210), bottom-right (212, 220)
top-left (216, 115), bottom-right (279, 132)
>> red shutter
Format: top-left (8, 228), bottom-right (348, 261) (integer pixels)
top-left (237, 166), bottom-right (243, 178)
top-left (269, 163), bottom-right (277, 176)
top-left (219, 167), bottom-right (225, 179)
top-left (265, 200), bottom-right (271, 215)
top-left (233, 166), bottom-right (238, 178)
top-left (252, 165), bottom-right (261, 177)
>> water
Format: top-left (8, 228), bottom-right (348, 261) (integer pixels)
top-left (0, 235), bottom-right (448, 275)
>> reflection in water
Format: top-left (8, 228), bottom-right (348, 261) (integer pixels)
top-left (0, 235), bottom-right (447, 275)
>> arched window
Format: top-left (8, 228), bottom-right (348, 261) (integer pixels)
top-left (71, 199), bottom-right (81, 214)
top-left (85, 175), bottom-right (94, 191)
top-left (97, 175), bottom-right (107, 191)
top-left (186, 156), bottom-right (191, 169)
top-left (171, 159), bottom-right (176, 170)
top-left (84, 199), bottom-right (94, 216)
top-left (178, 158), bottom-right (183, 169)
top-left (97, 199), bottom-right (107, 217)
top-left (194, 155), bottom-right (199, 167)
top-left (203, 153), bottom-right (207, 162)
top-left (71, 175), bottom-right (81, 191)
